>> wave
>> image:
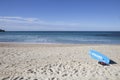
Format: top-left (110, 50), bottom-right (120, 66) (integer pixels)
top-left (0, 31), bottom-right (120, 44)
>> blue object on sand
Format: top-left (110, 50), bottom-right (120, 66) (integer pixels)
top-left (89, 50), bottom-right (110, 64)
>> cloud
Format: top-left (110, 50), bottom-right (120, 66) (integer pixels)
top-left (0, 16), bottom-right (43, 23)
top-left (0, 16), bottom-right (120, 31)
top-left (1, 16), bottom-right (119, 31)
top-left (0, 16), bottom-right (39, 22)
top-left (0, 16), bottom-right (80, 25)
top-left (0, 16), bottom-right (81, 31)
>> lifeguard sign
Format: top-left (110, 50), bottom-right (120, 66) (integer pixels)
top-left (89, 50), bottom-right (110, 64)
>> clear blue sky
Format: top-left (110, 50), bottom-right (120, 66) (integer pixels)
top-left (0, 0), bottom-right (120, 31)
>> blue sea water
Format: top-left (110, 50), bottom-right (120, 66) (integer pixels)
top-left (0, 31), bottom-right (120, 44)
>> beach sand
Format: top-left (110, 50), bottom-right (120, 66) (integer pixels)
top-left (0, 43), bottom-right (120, 80)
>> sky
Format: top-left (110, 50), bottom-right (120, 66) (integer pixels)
top-left (0, 0), bottom-right (120, 31)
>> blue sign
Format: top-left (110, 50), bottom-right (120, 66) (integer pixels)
top-left (89, 50), bottom-right (110, 64)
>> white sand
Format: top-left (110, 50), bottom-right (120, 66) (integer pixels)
top-left (0, 43), bottom-right (120, 80)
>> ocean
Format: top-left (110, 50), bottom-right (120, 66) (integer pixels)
top-left (0, 31), bottom-right (120, 44)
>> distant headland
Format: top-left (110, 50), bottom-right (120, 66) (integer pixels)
top-left (0, 29), bottom-right (5, 32)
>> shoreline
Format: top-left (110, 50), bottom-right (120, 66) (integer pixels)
top-left (1, 42), bottom-right (120, 45)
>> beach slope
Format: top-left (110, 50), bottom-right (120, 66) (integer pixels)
top-left (0, 43), bottom-right (120, 80)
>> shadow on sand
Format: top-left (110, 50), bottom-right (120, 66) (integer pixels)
top-left (110, 59), bottom-right (117, 64)
top-left (98, 59), bottom-right (117, 66)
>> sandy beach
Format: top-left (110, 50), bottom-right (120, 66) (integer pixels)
top-left (0, 43), bottom-right (120, 80)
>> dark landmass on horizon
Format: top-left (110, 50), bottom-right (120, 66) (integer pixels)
top-left (0, 29), bottom-right (5, 32)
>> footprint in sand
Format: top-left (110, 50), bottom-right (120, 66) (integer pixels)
top-left (2, 76), bottom-right (10, 80)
